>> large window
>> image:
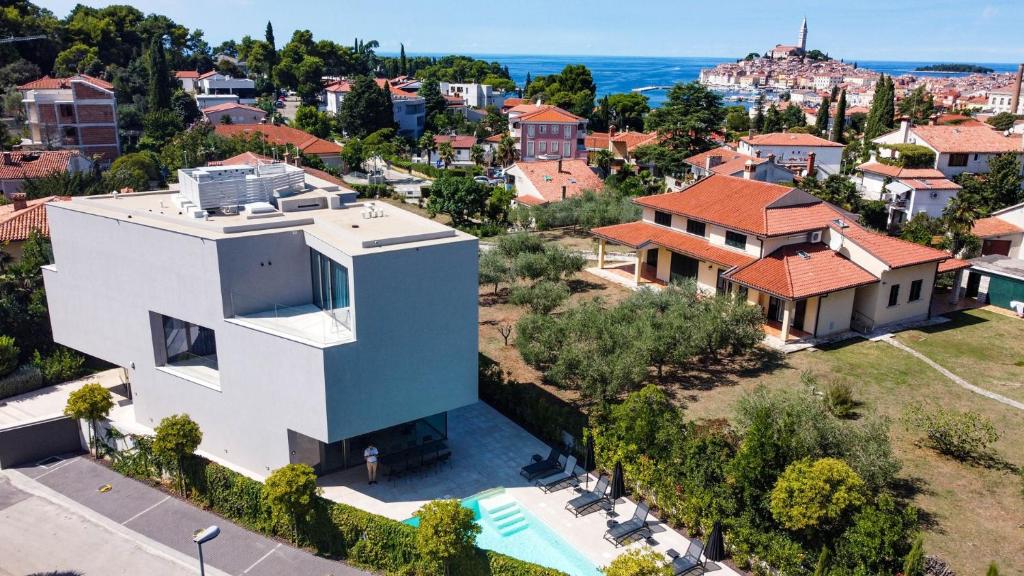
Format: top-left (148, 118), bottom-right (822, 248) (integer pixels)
top-left (686, 219), bottom-right (706, 237)
top-left (654, 210), bottom-right (672, 227)
top-left (948, 153), bottom-right (968, 167)
top-left (725, 231), bottom-right (747, 250)
top-left (888, 284), bottom-right (900, 307)
top-left (310, 249), bottom-right (349, 311)
top-left (161, 316), bottom-right (217, 366)
top-left (909, 279), bottom-right (923, 302)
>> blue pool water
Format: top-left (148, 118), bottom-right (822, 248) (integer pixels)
top-left (404, 489), bottom-right (601, 576)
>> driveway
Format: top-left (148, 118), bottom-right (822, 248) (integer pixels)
top-left (9, 456), bottom-right (368, 576)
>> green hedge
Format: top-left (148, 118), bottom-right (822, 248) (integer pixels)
top-left (389, 157), bottom-right (482, 179)
top-left (0, 364), bottom-right (45, 400)
top-left (350, 183), bottom-right (395, 198)
top-left (111, 447), bottom-right (563, 576)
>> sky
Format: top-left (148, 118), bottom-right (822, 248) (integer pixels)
top-left (36, 0), bottom-right (1024, 63)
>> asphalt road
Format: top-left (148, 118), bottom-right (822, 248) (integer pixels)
top-left (10, 456), bottom-right (368, 576)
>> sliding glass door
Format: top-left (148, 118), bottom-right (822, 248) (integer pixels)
top-left (310, 249), bottom-right (349, 311)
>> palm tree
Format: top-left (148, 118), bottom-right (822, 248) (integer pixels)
top-left (418, 131), bottom-right (436, 157)
top-left (593, 149), bottom-right (615, 176)
top-left (470, 144), bottom-right (485, 166)
top-left (438, 142), bottom-right (455, 169)
top-left (943, 192), bottom-right (983, 255)
top-left (496, 134), bottom-right (520, 167)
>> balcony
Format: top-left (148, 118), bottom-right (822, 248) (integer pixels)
top-left (226, 298), bottom-right (354, 348)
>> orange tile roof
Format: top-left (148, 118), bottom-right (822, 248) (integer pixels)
top-left (374, 78), bottom-right (419, 99)
top-left (937, 258), bottom-right (971, 273)
top-left (685, 147), bottom-right (766, 176)
top-left (512, 159), bottom-right (604, 204)
top-left (501, 98), bottom-right (524, 110)
top-left (18, 74), bottom-right (113, 91)
top-left (585, 132), bottom-right (610, 149)
top-left (519, 105), bottom-right (582, 123)
top-left (213, 124), bottom-right (342, 155)
top-left (610, 131), bottom-right (660, 151)
top-left (175, 70), bottom-right (201, 79)
top-left (972, 216), bottom-right (1024, 238)
top-left (898, 177), bottom-right (960, 190)
top-left (765, 202), bottom-right (846, 236)
top-left (0, 196), bottom-right (69, 242)
top-left (830, 220), bottom-right (950, 269)
top-left (741, 133), bottom-right (845, 148)
top-left (325, 80), bottom-right (353, 93)
top-left (592, 220), bottom-right (755, 269)
top-left (633, 174), bottom-right (798, 236)
top-left (726, 242), bottom-right (877, 299)
top-left (856, 162), bottom-right (945, 179)
top-left (0, 151), bottom-right (78, 180)
top-left (909, 125), bottom-right (1022, 154)
top-left (434, 134), bottom-right (478, 149)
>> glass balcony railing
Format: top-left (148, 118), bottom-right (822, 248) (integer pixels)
top-left (228, 291), bottom-right (353, 347)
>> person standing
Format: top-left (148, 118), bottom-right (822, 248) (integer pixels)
top-left (364, 443), bottom-right (379, 484)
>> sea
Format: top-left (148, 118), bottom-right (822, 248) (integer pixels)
top-left (451, 54), bottom-right (1021, 108)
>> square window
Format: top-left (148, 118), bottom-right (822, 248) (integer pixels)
top-left (654, 210), bottom-right (672, 226)
top-left (948, 153), bottom-right (968, 167)
top-left (725, 231), bottom-right (747, 250)
top-left (686, 219), bottom-right (707, 237)
top-left (888, 284), bottom-right (900, 307)
top-left (909, 279), bottom-right (923, 302)
top-left (160, 315), bottom-right (217, 368)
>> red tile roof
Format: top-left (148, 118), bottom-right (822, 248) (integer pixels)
top-left (592, 220), bottom-right (755, 269)
top-left (830, 220), bottom-right (950, 269)
top-left (972, 216), bottom-right (1024, 238)
top-left (501, 98), bottom-right (524, 110)
top-left (201, 102), bottom-right (267, 114)
top-left (908, 125), bottom-right (1022, 154)
top-left (726, 242), bottom-right (877, 299)
top-left (213, 124), bottom-right (342, 156)
top-left (512, 159), bottom-right (604, 204)
top-left (434, 134), bottom-right (478, 149)
top-left (0, 196), bottom-right (70, 242)
top-left (937, 258), bottom-right (971, 274)
top-left (610, 131), bottom-right (660, 151)
top-left (374, 78), bottom-right (419, 99)
top-left (898, 177), bottom-right (960, 191)
top-left (0, 151), bottom-right (78, 180)
top-left (519, 105), bottom-right (582, 123)
top-left (175, 70), bottom-right (201, 79)
top-left (325, 80), bottom-right (353, 93)
top-left (585, 132), bottom-right (610, 150)
top-left (856, 162), bottom-right (945, 179)
top-left (741, 133), bottom-right (845, 148)
top-left (765, 202), bottom-right (846, 236)
top-left (18, 74), bottom-right (113, 91)
top-left (684, 147), bottom-right (765, 176)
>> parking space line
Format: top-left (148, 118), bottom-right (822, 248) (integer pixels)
top-left (121, 495), bottom-right (170, 525)
top-left (242, 543), bottom-right (281, 574)
top-left (33, 457), bottom-right (78, 480)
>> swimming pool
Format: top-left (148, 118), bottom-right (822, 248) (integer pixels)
top-left (404, 489), bottom-right (601, 576)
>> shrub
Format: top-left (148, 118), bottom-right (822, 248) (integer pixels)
top-left (63, 382), bottom-right (114, 459)
top-left (903, 535), bottom-right (925, 576)
top-left (825, 379), bottom-right (856, 418)
top-left (602, 546), bottom-right (672, 576)
top-left (508, 281), bottom-right (570, 314)
top-left (414, 499), bottom-right (481, 575)
top-left (833, 493), bottom-right (917, 574)
top-left (769, 457), bottom-right (866, 531)
top-left (879, 144), bottom-right (936, 168)
top-left (0, 335), bottom-right (18, 377)
top-left (350, 183), bottom-right (394, 198)
top-left (153, 414), bottom-right (203, 495)
top-left (903, 404), bottom-right (1000, 460)
top-left (263, 464), bottom-right (321, 542)
top-left (32, 346), bottom-right (87, 384)
top-left (986, 112), bottom-right (1017, 132)
top-left (0, 364), bottom-right (44, 399)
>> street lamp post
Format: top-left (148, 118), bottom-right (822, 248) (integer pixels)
top-left (193, 525), bottom-right (220, 576)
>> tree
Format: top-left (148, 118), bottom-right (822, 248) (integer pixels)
top-left (152, 413), bottom-right (202, 495)
top-left (801, 174), bottom-right (859, 210)
top-left (769, 457), bottom-right (866, 532)
top-left (832, 493), bottom-right (917, 574)
top-left (831, 90), bottom-right (847, 143)
top-left (264, 21), bottom-right (277, 79)
top-left (147, 35), bottom-right (172, 111)
top-left (470, 144), bottom-right (485, 166)
top-left (427, 176), bottom-right (490, 225)
top-left (263, 463), bottom-right (320, 542)
top-left (419, 79), bottom-right (448, 131)
top-left (170, 89), bottom-right (201, 125)
top-left (399, 43), bottom-right (407, 76)
top-left (437, 141), bottom-right (455, 168)
top-left (814, 96), bottom-right (831, 136)
top-left (509, 280), bottom-right (570, 314)
top-left (53, 43), bottom-right (102, 77)
top-left (602, 547), bottom-right (672, 576)
top-left (600, 92), bottom-right (650, 132)
top-left (903, 535), bottom-right (925, 576)
top-left (496, 134), bottom-right (519, 167)
top-left (762, 105), bottom-right (782, 133)
top-left (986, 112), bottom-right (1017, 132)
top-left (414, 499), bottom-right (480, 576)
top-left (338, 76), bottom-right (395, 138)
top-left (64, 383), bottom-right (114, 459)
top-left (724, 106), bottom-right (750, 134)
top-left (594, 149), bottom-right (615, 176)
top-left (943, 192), bottom-right (984, 254)
top-left (478, 249), bottom-right (512, 293)
top-left (294, 105), bottom-right (332, 138)
top-left (524, 64), bottom-right (596, 118)
top-left (0, 335), bottom-right (17, 377)
top-left (782, 102), bottom-right (806, 130)
top-left (898, 85), bottom-right (934, 124)
top-left (643, 82), bottom-right (725, 175)
top-left (983, 153), bottom-right (1024, 209)
top-left (864, 74), bottom-right (892, 141)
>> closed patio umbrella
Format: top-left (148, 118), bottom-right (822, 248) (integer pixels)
top-left (705, 520), bottom-right (726, 562)
top-left (609, 461), bottom-right (626, 515)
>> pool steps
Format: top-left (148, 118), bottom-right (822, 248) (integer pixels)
top-left (479, 494), bottom-right (529, 536)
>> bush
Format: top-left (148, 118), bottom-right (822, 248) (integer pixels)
top-left (903, 404), bottom-right (1000, 460)
top-left (32, 346), bottom-right (87, 384)
top-left (880, 144), bottom-right (936, 169)
top-left (508, 281), bottom-right (570, 314)
top-left (825, 379), bottom-right (856, 418)
top-left (263, 464), bottom-right (321, 542)
top-left (415, 499), bottom-right (481, 575)
top-left (0, 335), bottom-right (18, 377)
top-left (986, 112), bottom-right (1017, 132)
top-left (903, 535), bottom-right (925, 576)
top-left (769, 457), bottom-right (866, 531)
top-left (0, 364), bottom-right (44, 399)
top-left (153, 414), bottom-right (203, 495)
top-left (602, 546), bottom-right (672, 576)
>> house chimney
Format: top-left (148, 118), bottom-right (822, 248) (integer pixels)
top-left (1, 150), bottom-right (11, 165)
top-left (561, 185), bottom-right (567, 200)
top-left (10, 192), bottom-right (27, 211)
top-left (754, 150), bottom-right (762, 158)
top-left (1011, 63), bottom-right (1024, 115)
top-left (609, 125), bottom-right (617, 138)
top-left (806, 152), bottom-right (816, 176)
top-left (767, 153), bottom-right (776, 164)
top-left (557, 158), bottom-right (563, 173)
top-left (897, 117), bottom-right (911, 143)
top-left (743, 160), bottom-right (755, 180)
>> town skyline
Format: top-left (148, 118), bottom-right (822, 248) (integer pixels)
top-left (34, 0), bottom-right (1024, 63)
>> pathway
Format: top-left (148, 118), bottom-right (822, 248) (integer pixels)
top-left (881, 335), bottom-right (1024, 411)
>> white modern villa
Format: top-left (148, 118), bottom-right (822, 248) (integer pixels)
top-left (42, 161), bottom-right (479, 477)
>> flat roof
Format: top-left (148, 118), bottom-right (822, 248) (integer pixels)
top-left (51, 176), bottom-right (473, 255)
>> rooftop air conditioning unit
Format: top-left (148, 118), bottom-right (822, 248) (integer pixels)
top-left (808, 230), bottom-right (822, 243)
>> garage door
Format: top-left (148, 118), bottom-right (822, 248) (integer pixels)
top-left (986, 274), bottom-right (1024, 310)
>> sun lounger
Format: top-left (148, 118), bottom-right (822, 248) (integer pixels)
top-left (520, 446), bottom-right (562, 480)
top-left (535, 455), bottom-right (578, 492)
top-left (565, 475), bottom-right (610, 516)
top-left (669, 539), bottom-right (707, 576)
top-left (604, 501), bottom-right (650, 546)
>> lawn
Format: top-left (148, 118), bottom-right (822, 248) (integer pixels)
top-left (894, 308), bottom-right (1024, 404)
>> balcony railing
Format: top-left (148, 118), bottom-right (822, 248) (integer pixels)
top-left (227, 291), bottom-right (353, 347)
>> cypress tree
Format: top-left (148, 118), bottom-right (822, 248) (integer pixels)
top-left (523, 72), bottom-right (531, 95)
top-left (147, 36), bottom-right (171, 111)
top-left (814, 96), bottom-right (831, 136)
top-left (399, 43), bottom-right (407, 76)
top-left (881, 76), bottom-right (896, 130)
top-left (864, 74), bottom-right (889, 141)
top-left (762, 105), bottom-right (782, 133)
top-left (831, 89), bottom-right (847, 143)
top-left (265, 22), bottom-right (277, 69)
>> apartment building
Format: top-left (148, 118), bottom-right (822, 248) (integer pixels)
top-left (591, 174), bottom-right (966, 341)
top-left (738, 133), bottom-right (844, 176)
top-left (194, 71), bottom-right (257, 106)
top-left (18, 75), bottom-right (120, 163)
top-left (873, 120), bottom-right (1024, 179)
top-left (439, 82), bottom-right (507, 109)
top-left (202, 102), bottom-right (267, 125)
top-left (507, 103), bottom-right (587, 161)
top-left (43, 163), bottom-right (478, 477)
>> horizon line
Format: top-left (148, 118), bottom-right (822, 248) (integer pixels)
top-left (384, 51), bottom-right (1024, 66)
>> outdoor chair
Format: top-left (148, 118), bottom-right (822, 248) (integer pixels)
top-left (565, 475), bottom-right (610, 517)
top-left (520, 446), bottom-right (562, 480)
top-left (603, 501), bottom-right (651, 547)
top-left (535, 455), bottom-right (578, 492)
top-left (669, 539), bottom-right (708, 576)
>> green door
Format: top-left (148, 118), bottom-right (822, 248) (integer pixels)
top-left (986, 274), bottom-right (1024, 310)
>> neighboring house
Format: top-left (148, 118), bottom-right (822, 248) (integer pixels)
top-left (684, 146), bottom-right (794, 183)
top-left (873, 120), bottom-right (1024, 179)
top-left (986, 83), bottom-right (1023, 115)
top-left (591, 174), bottom-right (965, 341)
top-left (323, 79), bottom-right (352, 114)
top-left (214, 124), bottom-right (343, 167)
top-left (194, 71), bottom-right (257, 105)
top-left (202, 102), bottom-right (267, 125)
top-left (429, 135), bottom-right (478, 166)
top-left (43, 164), bottom-right (478, 478)
top-left (439, 82), bottom-right (507, 109)
top-left (18, 75), bottom-right (120, 162)
top-left (508, 103), bottom-right (587, 161)
top-left (0, 150), bottom-right (92, 197)
top-left (323, 78), bottom-right (425, 139)
top-left (507, 158), bottom-right (603, 206)
top-left (855, 162), bottom-right (962, 226)
top-left (965, 202), bottom-right (1024, 313)
top-left (584, 128), bottom-right (660, 170)
top-left (0, 194), bottom-right (69, 260)
top-left (175, 70), bottom-right (200, 92)
top-left (738, 133), bottom-right (844, 176)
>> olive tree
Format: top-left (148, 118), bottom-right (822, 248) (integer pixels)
top-left (152, 414), bottom-right (203, 495)
top-left (64, 383), bottom-right (114, 459)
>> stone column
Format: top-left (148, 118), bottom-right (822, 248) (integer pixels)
top-left (634, 250), bottom-right (644, 285)
top-left (597, 239), bottom-right (606, 269)
top-left (780, 299), bottom-right (795, 342)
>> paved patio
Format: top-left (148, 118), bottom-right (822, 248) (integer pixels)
top-left (585, 263), bottom-right (666, 291)
top-left (319, 402), bottom-right (739, 574)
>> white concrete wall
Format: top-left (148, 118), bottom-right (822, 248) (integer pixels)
top-left (859, 172), bottom-right (888, 200)
top-left (852, 262), bottom-right (936, 329)
top-left (907, 188), bottom-right (958, 220)
top-left (814, 288), bottom-right (855, 335)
